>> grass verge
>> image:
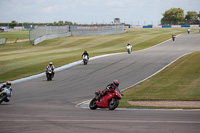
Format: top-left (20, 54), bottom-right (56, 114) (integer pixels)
top-left (1, 30), bottom-right (29, 41)
top-left (119, 51), bottom-right (200, 109)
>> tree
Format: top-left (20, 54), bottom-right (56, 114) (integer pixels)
top-left (161, 8), bottom-right (185, 25)
top-left (9, 20), bottom-right (18, 28)
top-left (185, 11), bottom-right (200, 24)
top-left (65, 21), bottom-right (73, 25)
top-left (58, 21), bottom-right (64, 25)
top-left (54, 21), bottom-right (58, 25)
top-left (185, 11), bottom-right (198, 20)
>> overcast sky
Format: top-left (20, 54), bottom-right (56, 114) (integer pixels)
top-left (0, 0), bottom-right (199, 25)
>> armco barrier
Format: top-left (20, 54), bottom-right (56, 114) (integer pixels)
top-left (24, 27), bottom-right (35, 29)
top-left (162, 25), bottom-right (171, 28)
top-left (129, 25), bottom-right (199, 29)
top-left (181, 25), bottom-right (190, 27)
top-left (143, 26), bottom-right (152, 28)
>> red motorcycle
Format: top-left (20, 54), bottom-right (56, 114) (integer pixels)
top-left (89, 88), bottom-right (123, 110)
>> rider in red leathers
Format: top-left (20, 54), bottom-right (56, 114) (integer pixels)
top-left (98, 80), bottom-right (119, 102)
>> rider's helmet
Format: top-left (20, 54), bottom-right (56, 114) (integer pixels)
top-left (49, 62), bottom-right (53, 66)
top-left (6, 81), bottom-right (11, 87)
top-left (84, 50), bottom-right (87, 54)
top-left (112, 80), bottom-right (119, 88)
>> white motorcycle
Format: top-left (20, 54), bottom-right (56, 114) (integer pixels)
top-left (127, 45), bottom-right (132, 54)
top-left (82, 55), bottom-right (89, 65)
top-left (0, 87), bottom-right (12, 104)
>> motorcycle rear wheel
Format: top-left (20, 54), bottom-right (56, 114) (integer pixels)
top-left (84, 61), bottom-right (87, 65)
top-left (108, 98), bottom-right (119, 110)
top-left (89, 98), bottom-right (98, 110)
top-left (0, 94), bottom-right (7, 104)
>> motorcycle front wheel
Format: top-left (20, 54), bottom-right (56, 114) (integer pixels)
top-left (89, 98), bottom-right (98, 110)
top-left (108, 98), bottom-right (119, 110)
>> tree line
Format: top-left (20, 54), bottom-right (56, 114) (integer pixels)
top-left (161, 8), bottom-right (200, 25)
top-left (0, 20), bottom-right (76, 28)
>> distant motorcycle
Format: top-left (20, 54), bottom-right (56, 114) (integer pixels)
top-left (127, 45), bottom-right (132, 54)
top-left (172, 34), bottom-right (176, 41)
top-left (46, 68), bottom-right (53, 81)
top-left (89, 88), bottom-right (123, 110)
top-left (82, 55), bottom-right (89, 65)
top-left (0, 87), bottom-right (12, 104)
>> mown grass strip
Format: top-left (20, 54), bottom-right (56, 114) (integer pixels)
top-left (1, 30), bottom-right (29, 41)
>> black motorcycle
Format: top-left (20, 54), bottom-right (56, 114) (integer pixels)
top-left (46, 68), bottom-right (53, 81)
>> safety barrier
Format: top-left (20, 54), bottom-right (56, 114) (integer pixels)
top-left (30, 25), bottom-right (125, 45)
top-left (181, 25), bottom-right (190, 27)
top-left (34, 32), bottom-right (71, 45)
top-left (162, 25), bottom-right (172, 28)
top-left (143, 26), bottom-right (153, 28)
top-left (0, 39), bottom-right (5, 44)
top-left (29, 26), bottom-right (69, 42)
top-left (128, 25), bottom-right (200, 29)
top-left (70, 25), bottom-right (125, 36)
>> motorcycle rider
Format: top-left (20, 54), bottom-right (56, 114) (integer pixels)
top-left (127, 43), bottom-right (132, 51)
top-left (0, 81), bottom-right (12, 92)
top-left (172, 33), bottom-right (176, 41)
top-left (127, 43), bottom-right (132, 47)
top-left (46, 62), bottom-right (55, 77)
top-left (82, 50), bottom-right (89, 59)
top-left (0, 81), bottom-right (12, 102)
top-left (98, 80), bottom-right (119, 102)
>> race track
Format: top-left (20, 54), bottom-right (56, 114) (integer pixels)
top-left (0, 34), bottom-right (200, 133)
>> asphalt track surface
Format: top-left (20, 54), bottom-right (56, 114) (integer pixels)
top-left (1, 34), bottom-right (200, 133)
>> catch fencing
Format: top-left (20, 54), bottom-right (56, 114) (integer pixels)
top-left (70, 25), bottom-right (125, 36)
top-left (29, 25), bottom-right (69, 42)
top-left (29, 25), bottom-right (125, 45)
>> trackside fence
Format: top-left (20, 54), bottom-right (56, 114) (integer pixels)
top-left (70, 25), bottom-right (125, 36)
top-left (29, 26), bottom-right (69, 42)
top-left (29, 25), bottom-right (125, 45)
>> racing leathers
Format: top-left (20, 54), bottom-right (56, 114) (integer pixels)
top-left (82, 51), bottom-right (89, 59)
top-left (98, 83), bottom-right (116, 102)
top-left (0, 84), bottom-right (12, 102)
top-left (46, 65), bottom-right (55, 77)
